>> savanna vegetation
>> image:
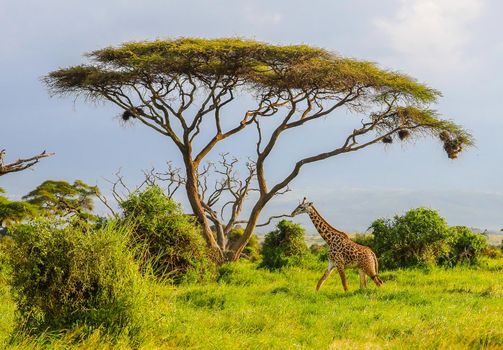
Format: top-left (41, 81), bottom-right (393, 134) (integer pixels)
top-left (1, 182), bottom-right (501, 349)
top-left (2, 38), bottom-right (501, 349)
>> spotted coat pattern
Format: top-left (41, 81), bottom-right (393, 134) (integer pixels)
top-left (293, 201), bottom-right (383, 291)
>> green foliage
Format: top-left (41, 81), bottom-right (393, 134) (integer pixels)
top-left (370, 208), bottom-right (451, 269)
top-left (351, 233), bottom-right (375, 249)
top-left (227, 227), bottom-right (260, 261)
top-left (309, 243), bottom-right (329, 262)
top-left (22, 180), bottom-right (98, 222)
top-left (119, 185), bottom-right (215, 284)
top-left (7, 219), bottom-right (149, 341)
top-left (442, 226), bottom-right (488, 266)
top-left (46, 38), bottom-right (438, 101)
top-left (45, 38), bottom-right (473, 158)
top-left (482, 245), bottom-right (503, 259)
top-left (0, 190), bottom-right (38, 230)
top-left (260, 220), bottom-right (310, 269)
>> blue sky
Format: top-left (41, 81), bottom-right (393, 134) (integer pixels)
top-left (1, 0), bottom-right (502, 232)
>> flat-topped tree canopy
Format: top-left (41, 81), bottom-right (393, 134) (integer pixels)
top-left (47, 38), bottom-right (436, 99)
top-left (45, 38), bottom-right (473, 261)
top-left (45, 38), bottom-right (471, 149)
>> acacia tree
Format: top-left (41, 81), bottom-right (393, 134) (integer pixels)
top-left (45, 38), bottom-right (472, 261)
top-left (0, 149), bottom-right (53, 176)
top-left (23, 180), bottom-right (99, 222)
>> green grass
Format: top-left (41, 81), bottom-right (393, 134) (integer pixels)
top-left (1, 259), bottom-right (503, 349)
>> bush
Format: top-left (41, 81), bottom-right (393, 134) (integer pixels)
top-left (352, 233), bottom-right (375, 248)
top-left (227, 228), bottom-right (260, 261)
top-left (120, 185), bottom-right (215, 284)
top-left (370, 208), bottom-right (450, 269)
top-left (442, 226), bottom-right (488, 266)
top-left (260, 220), bottom-right (310, 269)
top-left (309, 243), bottom-right (328, 262)
top-left (483, 245), bottom-right (503, 259)
top-left (7, 220), bottom-right (149, 340)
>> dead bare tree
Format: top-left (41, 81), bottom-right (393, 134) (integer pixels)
top-left (45, 38), bottom-right (472, 261)
top-left (0, 149), bottom-right (53, 176)
top-left (145, 155), bottom-right (292, 253)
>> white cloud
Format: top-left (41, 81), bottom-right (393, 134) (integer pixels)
top-left (375, 0), bottom-right (484, 71)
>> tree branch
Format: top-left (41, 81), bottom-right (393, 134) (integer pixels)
top-left (0, 149), bottom-right (53, 176)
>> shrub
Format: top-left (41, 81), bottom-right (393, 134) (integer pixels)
top-left (120, 185), bottom-right (215, 284)
top-left (442, 226), bottom-right (488, 266)
top-left (482, 245), bottom-right (503, 259)
top-left (227, 228), bottom-right (260, 261)
top-left (260, 220), bottom-right (310, 269)
top-left (7, 220), bottom-right (149, 341)
top-left (370, 208), bottom-right (450, 269)
top-left (352, 233), bottom-right (375, 248)
top-left (309, 243), bottom-right (328, 262)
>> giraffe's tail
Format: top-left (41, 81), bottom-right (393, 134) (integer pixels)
top-left (370, 250), bottom-right (383, 287)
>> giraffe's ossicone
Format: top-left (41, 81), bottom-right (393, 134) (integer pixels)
top-left (291, 198), bottom-right (383, 292)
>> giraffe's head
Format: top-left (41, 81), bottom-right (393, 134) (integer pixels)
top-left (291, 197), bottom-right (313, 216)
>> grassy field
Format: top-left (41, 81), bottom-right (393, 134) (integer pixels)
top-left (1, 258), bottom-right (503, 349)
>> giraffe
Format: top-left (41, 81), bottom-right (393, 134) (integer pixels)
top-left (291, 198), bottom-right (383, 292)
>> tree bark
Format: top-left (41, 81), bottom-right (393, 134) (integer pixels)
top-left (228, 197), bottom-right (267, 261)
top-left (182, 155), bottom-right (223, 261)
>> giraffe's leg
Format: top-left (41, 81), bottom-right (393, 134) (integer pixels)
top-left (316, 260), bottom-right (334, 291)
top-left (359, 269), bottom-right (367, 289)
top-left (337, 267), bottom-right (349, 292)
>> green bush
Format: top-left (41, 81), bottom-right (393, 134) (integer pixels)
top-left (227, 228), bottom-right (260, 261)
top-left (7, 220), bottom-right (149, 341)
top-left (120, 185), bottom-right (215, 284)
top-left (309, 243), bottom-right (329, 262)
top-left (442, 226), bottom-right (488, 266)
top-left (352, 233), bottom-right (375, 248)
top-left (370, 208), bottom-right (450, 269)
top-left (260, 220), bottom-right (310, 269)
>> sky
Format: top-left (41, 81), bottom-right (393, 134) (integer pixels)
top-left (1, 0), bottom-right (502, 233)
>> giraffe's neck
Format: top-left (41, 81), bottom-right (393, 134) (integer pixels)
top-left (307, 206), bottom-right (348, 242)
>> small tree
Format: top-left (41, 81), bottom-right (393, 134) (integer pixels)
top-left (261, 220), bottom-right (310, 269)
top-left (370, 208), bottom-right (450, 268)
top-left (0, 149), bottom-right (52, 176)
top-left (45, 38), bottom-right (472, 261)
top-left (23, 180), bottom-right (99, 222)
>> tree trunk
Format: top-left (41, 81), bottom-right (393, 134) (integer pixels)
top-left (183, 156), bottom-right (223, 261)
top-left (228, 197), bottom-right (266, 261)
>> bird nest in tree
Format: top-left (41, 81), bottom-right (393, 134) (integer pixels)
top-left (437, 130), bottom-right (470, 159)
top-left (398, 129), bottom-right (410, 140)
top-left (439, 130), bottom-right (451, 142)
top-left (382, 136), bottom-right (393, 144)
top-left (121, 107), bottom-right (143, 121)
top-left (443, 139), bottom-right (464, 159)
